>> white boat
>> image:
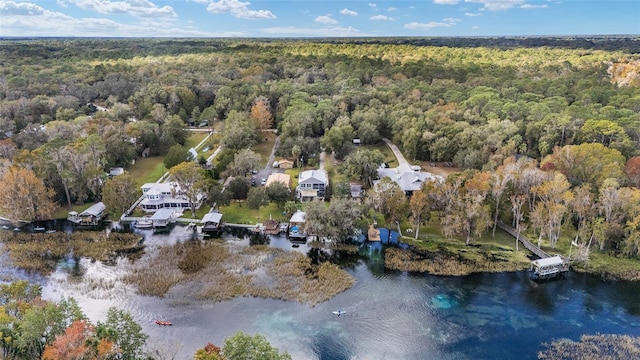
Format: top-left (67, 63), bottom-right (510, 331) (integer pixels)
top-left (1, 225), bottom-right (9, 230)
top-left (34, 226), bottom-right (45, 231)
top-left (332, 310), bottom-right (346, 316)
top-left (134, 217), bottom-right (153, 229)
top-left (45, 229), bottom-right (57, 234)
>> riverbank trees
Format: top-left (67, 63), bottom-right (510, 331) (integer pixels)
top-left (0, 281), bottom-right (147, 360)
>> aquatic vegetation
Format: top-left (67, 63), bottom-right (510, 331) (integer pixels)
top-left (539, 334), bottom-right (640, 359)
top-left (384, 247), bottom-right (529, 275)
top-left (125, 240), bottom-right (355, 305)
top-left (1, 232), bottom-right (143, 275)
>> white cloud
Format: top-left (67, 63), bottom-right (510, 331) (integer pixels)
top-left (368, 2), bottom-right (377, 8)
top-left (465, 12), bottom-right (482, 16)
top-left (434, 0), bottom-right (459, 4)
top-left (520, 4), bottom-right (548, 9)
top-left (261, 25), bottom-right (363, 37)
top-left (207, 0), bottom-right (276, 19)
top-left (464, 0), bottom-right (525, 11)
top-left (67, 0), bottom-right (176, 17)
top-left (404, 17), bottom-right (461, 29)
top-left (370, 14), bottom-right (391, 21)
top-left (388, 7), bottom-right (398, 11)
top-left (315, 15), bottom-right (338, 25)
top-left (0, 1), bottom-right (223, 37)
top-left (340, 8), bottom-right (358, 16)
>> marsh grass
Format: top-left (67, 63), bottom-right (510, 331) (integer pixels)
top-left (125, 240), bottom-right (354, 305)
top-left (391, 227), bottom-right (532, 275)
top-left (539, 334), bottom-right (640, 360)
top-left (2, 232), bottom-right (143, 275)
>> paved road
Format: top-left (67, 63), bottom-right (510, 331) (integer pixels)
top-left (254, 136), bottom-right (280, 186)
top-left (382, 137), bottom-right (409, 166)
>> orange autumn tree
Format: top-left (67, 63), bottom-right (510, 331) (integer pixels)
top-left (250, 96), bottom-right (273, 131)
top-left (0, 166), bottom-right (56, 222)
top-left (42, 320), bottom-right (117, 360)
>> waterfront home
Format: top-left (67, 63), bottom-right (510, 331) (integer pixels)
top-left (375, 163), bottom-right (442, 196)
top-left (151, 208), bottom-right (177, 232)
top-left (296, 169), bottom-right (328, 202)
top-left (288, 210), bottom-right (307, 240)
top-left (68, 202), bottom-right (106, 225)
top-left (200, 211), bottom-right (223, 234)
top-left (139, 182), bottom-right (203, 212)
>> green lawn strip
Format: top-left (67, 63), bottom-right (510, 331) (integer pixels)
top-left (218, 202), bottom-right (285, 225)
top-left (52, 203), bottom-right (98, 220)
top-left (184, 132), bottom-right (208, 150)
top-left (362, 143), bottom-right (398, 168)
top-left (128, 156), bottom-right (166, 187)
top-left (251, 132), bottom-right (277, 168)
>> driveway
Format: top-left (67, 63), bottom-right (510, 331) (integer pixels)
top-left (382, 138), bottom-right (409, 166)
top-left (254, 136), bottom-right (280, 186)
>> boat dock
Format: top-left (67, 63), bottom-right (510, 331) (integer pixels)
top-left (498, 222), bottom-right (570, 280)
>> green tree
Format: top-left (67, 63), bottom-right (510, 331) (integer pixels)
top-left (321, 116), bottom-right (354, 160)
top-left (246, 187), bottom-right (269, 210)
top-left (227, 177), bottom-right (249, 204)
top-left (265, 182), bottom-right (292, 206)
top-left (101, 172), bottom-right (139, 218)
top-left (225, 149), bottom-right (261, 177)
top-left (342, 149), bottom-right (384, 187)
top-left (164, 144), bottom-right (190, 170)
top-left (222, 110), bottom-right (258, 151)
top-left (97, 308), bottom-right (147, 360)
top-left (169, 161), bottom-right (206, 217)
top-left (222, 331), bottom-right (291, 360)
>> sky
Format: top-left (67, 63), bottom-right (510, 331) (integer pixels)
top-left (1, 0), bottom-right (639, 38)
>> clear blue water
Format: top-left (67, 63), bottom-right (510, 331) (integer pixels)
top-left (32, 224), bottom-right (640, 359)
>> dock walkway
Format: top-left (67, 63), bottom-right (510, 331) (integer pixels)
top-left (498, 221), bottom-right (569, 280)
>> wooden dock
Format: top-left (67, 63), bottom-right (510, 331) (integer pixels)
top-left (498, 222), bottom-right (569, 280)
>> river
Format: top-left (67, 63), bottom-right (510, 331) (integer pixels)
top-left (9, 223), bottom-right (640, 360)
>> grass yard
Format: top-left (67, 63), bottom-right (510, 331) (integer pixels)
top-left (128, 156), bottom-right (166, 187)
top-left (363, 143), bottom-right (398, 168)
top-left (251, 132), bottom-right (277, 168)
top-left (217, 202), bottom-right (287, 225)
top-left (184, 132), bottom-right (208, 150)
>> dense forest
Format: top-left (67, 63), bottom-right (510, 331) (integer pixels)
top-left (1, 37), bottom-right (640, 262)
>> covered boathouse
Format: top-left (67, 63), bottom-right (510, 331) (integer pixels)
top-left (530, 255), bottom-right (569, 280)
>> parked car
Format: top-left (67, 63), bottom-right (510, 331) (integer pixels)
top-left (260, 178), bottom-right (266, 186)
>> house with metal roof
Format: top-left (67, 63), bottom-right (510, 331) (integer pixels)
top-left (296, 169), bottom-right (328, 202)
top-left (200, 211), bottom-right (223, 234)
top-left (68, 202), bottom-right (106, 225)
top-left (375, 163), bottom-right (442, 196)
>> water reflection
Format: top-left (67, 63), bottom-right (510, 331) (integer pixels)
top-left (22, 223), bottom-right (640, 359)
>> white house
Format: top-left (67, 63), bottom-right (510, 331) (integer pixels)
top-left (296, 169), bottom-right (328, 202)
top-left (139, 182), bottom-right (203, 212)
top-left (376, 163), bottom-right (442, 196)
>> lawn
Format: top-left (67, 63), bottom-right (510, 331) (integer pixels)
top-left (363, 143), bottom-right (398, 168)
top-left (251, 132), bottom-right (277, 168)
top-left (128, 156), bottom-right (166, 187)
top-left (217, 202), bottom-right (286, 225)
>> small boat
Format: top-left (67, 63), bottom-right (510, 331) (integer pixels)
top-left (155, 319), bottom-right (172, 326)
top-left (1, 225), bottom-right (9, 230)
top-left (45, 229), bottom-right (57, 234)
top-left (34, 226), bottom-right (46, 231)
top-left (13, 227), bottom-right (20, 232)
top-left (332, 310), bottom-right (346, 316)
top-left (134, 217), bottom-right (153, 229)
